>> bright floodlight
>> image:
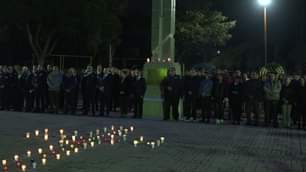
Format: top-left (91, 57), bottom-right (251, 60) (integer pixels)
top-left (258, 0), bottom-right (272, 6)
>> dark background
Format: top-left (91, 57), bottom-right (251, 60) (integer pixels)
top-left (0, 0), bottom-right (305, 68)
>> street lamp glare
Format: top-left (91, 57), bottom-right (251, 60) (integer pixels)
top-left (258, 0), bottom-right (272, 6)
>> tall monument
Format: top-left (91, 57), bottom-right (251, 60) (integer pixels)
top-left (143, 0), bottom-right (181, 118)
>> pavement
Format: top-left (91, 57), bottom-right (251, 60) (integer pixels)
top-left (0, 111), bottom-right (305, 172)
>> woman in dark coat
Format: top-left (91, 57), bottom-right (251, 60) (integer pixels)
top-left (229, 77), bottom-right (243, 125)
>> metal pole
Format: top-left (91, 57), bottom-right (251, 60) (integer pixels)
top-left (264, 7), bottom-right (268, 66)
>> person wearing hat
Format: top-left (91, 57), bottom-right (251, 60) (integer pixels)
top-left (264, 72), bottom-right (282, 127)
top-left (160, 67), bottom-right (183, 121)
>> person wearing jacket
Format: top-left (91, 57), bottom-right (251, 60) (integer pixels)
top-left (183, 70), bottom-right (198, 121)
top-left (119, 70), bottom-right (130, 117)
top-left (97, 67), bottom-right (113, 117)
top-left (47, 66), bottom-right (63, 114)
top-left (199, 72), bottom-right (213, 123)
top-left (82, 65), bottom-right (97, 116)
top-left (63, 68), bottom-right (78, 114)
top-left (132, 69), bottom-right (146, 119)
top-left (243, 72), bottom-right (263, 126)
top-left (280, 77), bottom-right (294, 128)
top-left (229, 77), bottom-right (243, 125)
top-left (160, 67), bottom-right (183, 121)
top-left (264, 73), bottom-right (282, 127)
top-left (213, 74), bottom-right (225, 125)
top-left (19, 66), bottom-right (34, 112)
top-left (297, 78), bottom-right (306, 129)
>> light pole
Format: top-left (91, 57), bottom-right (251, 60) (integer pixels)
top-left (258, 0), bottom-right (271, 66)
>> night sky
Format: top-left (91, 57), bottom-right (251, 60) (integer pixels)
top-left (119, 0), bottom-right (305, 62)
top-left (0, 0), bottom-right (305, 66)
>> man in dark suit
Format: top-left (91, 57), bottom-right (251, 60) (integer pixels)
top-left (160, 67), bottom-right (182, 121)
top-left (132, 69), bottom-right (146, 119)
top-left (97, 67), bottom-right (113, 116)
top-left (82, 65), bottom-right (97, 116)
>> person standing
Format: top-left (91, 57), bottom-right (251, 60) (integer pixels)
top-left (199, 72), bottom-right (213, 123)
top-left (6, 66), bottom-right (18, 110)
top-left (82, 66), bottom-right (97, 116)
top-left (47, 66), bottom-right (63, 114)
top-left (133, 69), bottom-right (146, 119)
top-left (264, 73), bottom-right (282, 127)
top-left (280, 77), bottom-right (294, 128)
top-left (97, 68), bottom-right (113, 116)
top-left (183, 70), bottom-right (198, 121)
top-left (19, 66), bottom-right (34, 112)
top-left (297, 78), bottom-right (306, 129)
top-left (160, 67), bottom-right (182, 121)
top-left (212, 74), bottom-right (225, 125)
top-left (0, 66), bottom-right (7, 110)
top-left (63, 68), bottom-right (78, 114)
top-left (243, 72), bottom-right (263, 126)
top-left (34, 65), bottom-right (48, 112)
top-left (229, 77), bottom-right (243, 125)
top-left (118, 70), bottom-right (130, 117)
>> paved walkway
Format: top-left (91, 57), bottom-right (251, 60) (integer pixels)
top-left (0, 111), bottom-right (305, 172)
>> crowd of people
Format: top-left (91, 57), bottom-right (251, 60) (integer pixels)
top-left (161, 67), bottom-right (306, 129)
top-left (0, 64), bottom-right (306, 129)
top-left (0, 65), bottom-right (146, 118)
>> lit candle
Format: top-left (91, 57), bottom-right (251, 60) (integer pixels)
top-left (44, 128), bottom-right (48, 134)
top-left (72, 135), bottom-right (76, 142)
top-left (111, 134), bottom-right (114, 140)
top-left (151, 142), bottom-right (155, 149)
top-left (96, 129), bottom-right (100, 135)
top-left (147, 58), bottom-right (150, 63)
top-left (74, 147), bottom-right (79, 153)
top-left (26, 132), bottom-right (31, 139)
top-left (14, 155), bottom-right (19, 161)
top-left (38, 148), bottom-right (43, 154)
top-left (59, 140), bottom-right (64, 147)
top-left (66, 150), bottom-right (71, 156)
top-left (56, 154), bottom-right (61, 160)
top-left (160, 137), bottom-right (165, 144)
top-left (133, 140), bottom-right (139, 147)
top-left (140, 136), bottom-right (144, 142)
top-left (111, 125), bottom-right (115, 131)
top-left (74, 130), bottom-right (78, 136)
top-left (65, 140), bottom-right (69, 145)
top-left (167, 58), bottom-right (171, 62)
top-left (35, 130), bottom-right (39, 136)
top-left (59, 129), bottom-right (64, 135)
top-left (70, 144), bottom-right (75, 149)
top-left (83, 142), bottom-right (88, 149)
top-left (130, 126), bottom-right (134, 132)
top-left (111, 139), bottom-right (114, 145)
top-left (21, 164), bottom-right (26, 172)
top-left (124, 129), bottom-right (128, 134)
top-left (44, 134), bottom-right (49, 141)
top-left (123, 134), bottom-right (127, 142)
top-left (26, 150), bottom-right (31, 157)
top-left (49, 145), bottom-right (54, 151)
top-left (2, 160), bottom-right (7, 166)
top-left (41, 158), bottom-right (47, 165)
top-left (90, 142), bottom-right (95, 147)
top-left (43, 154), bottom-right (47, 158)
